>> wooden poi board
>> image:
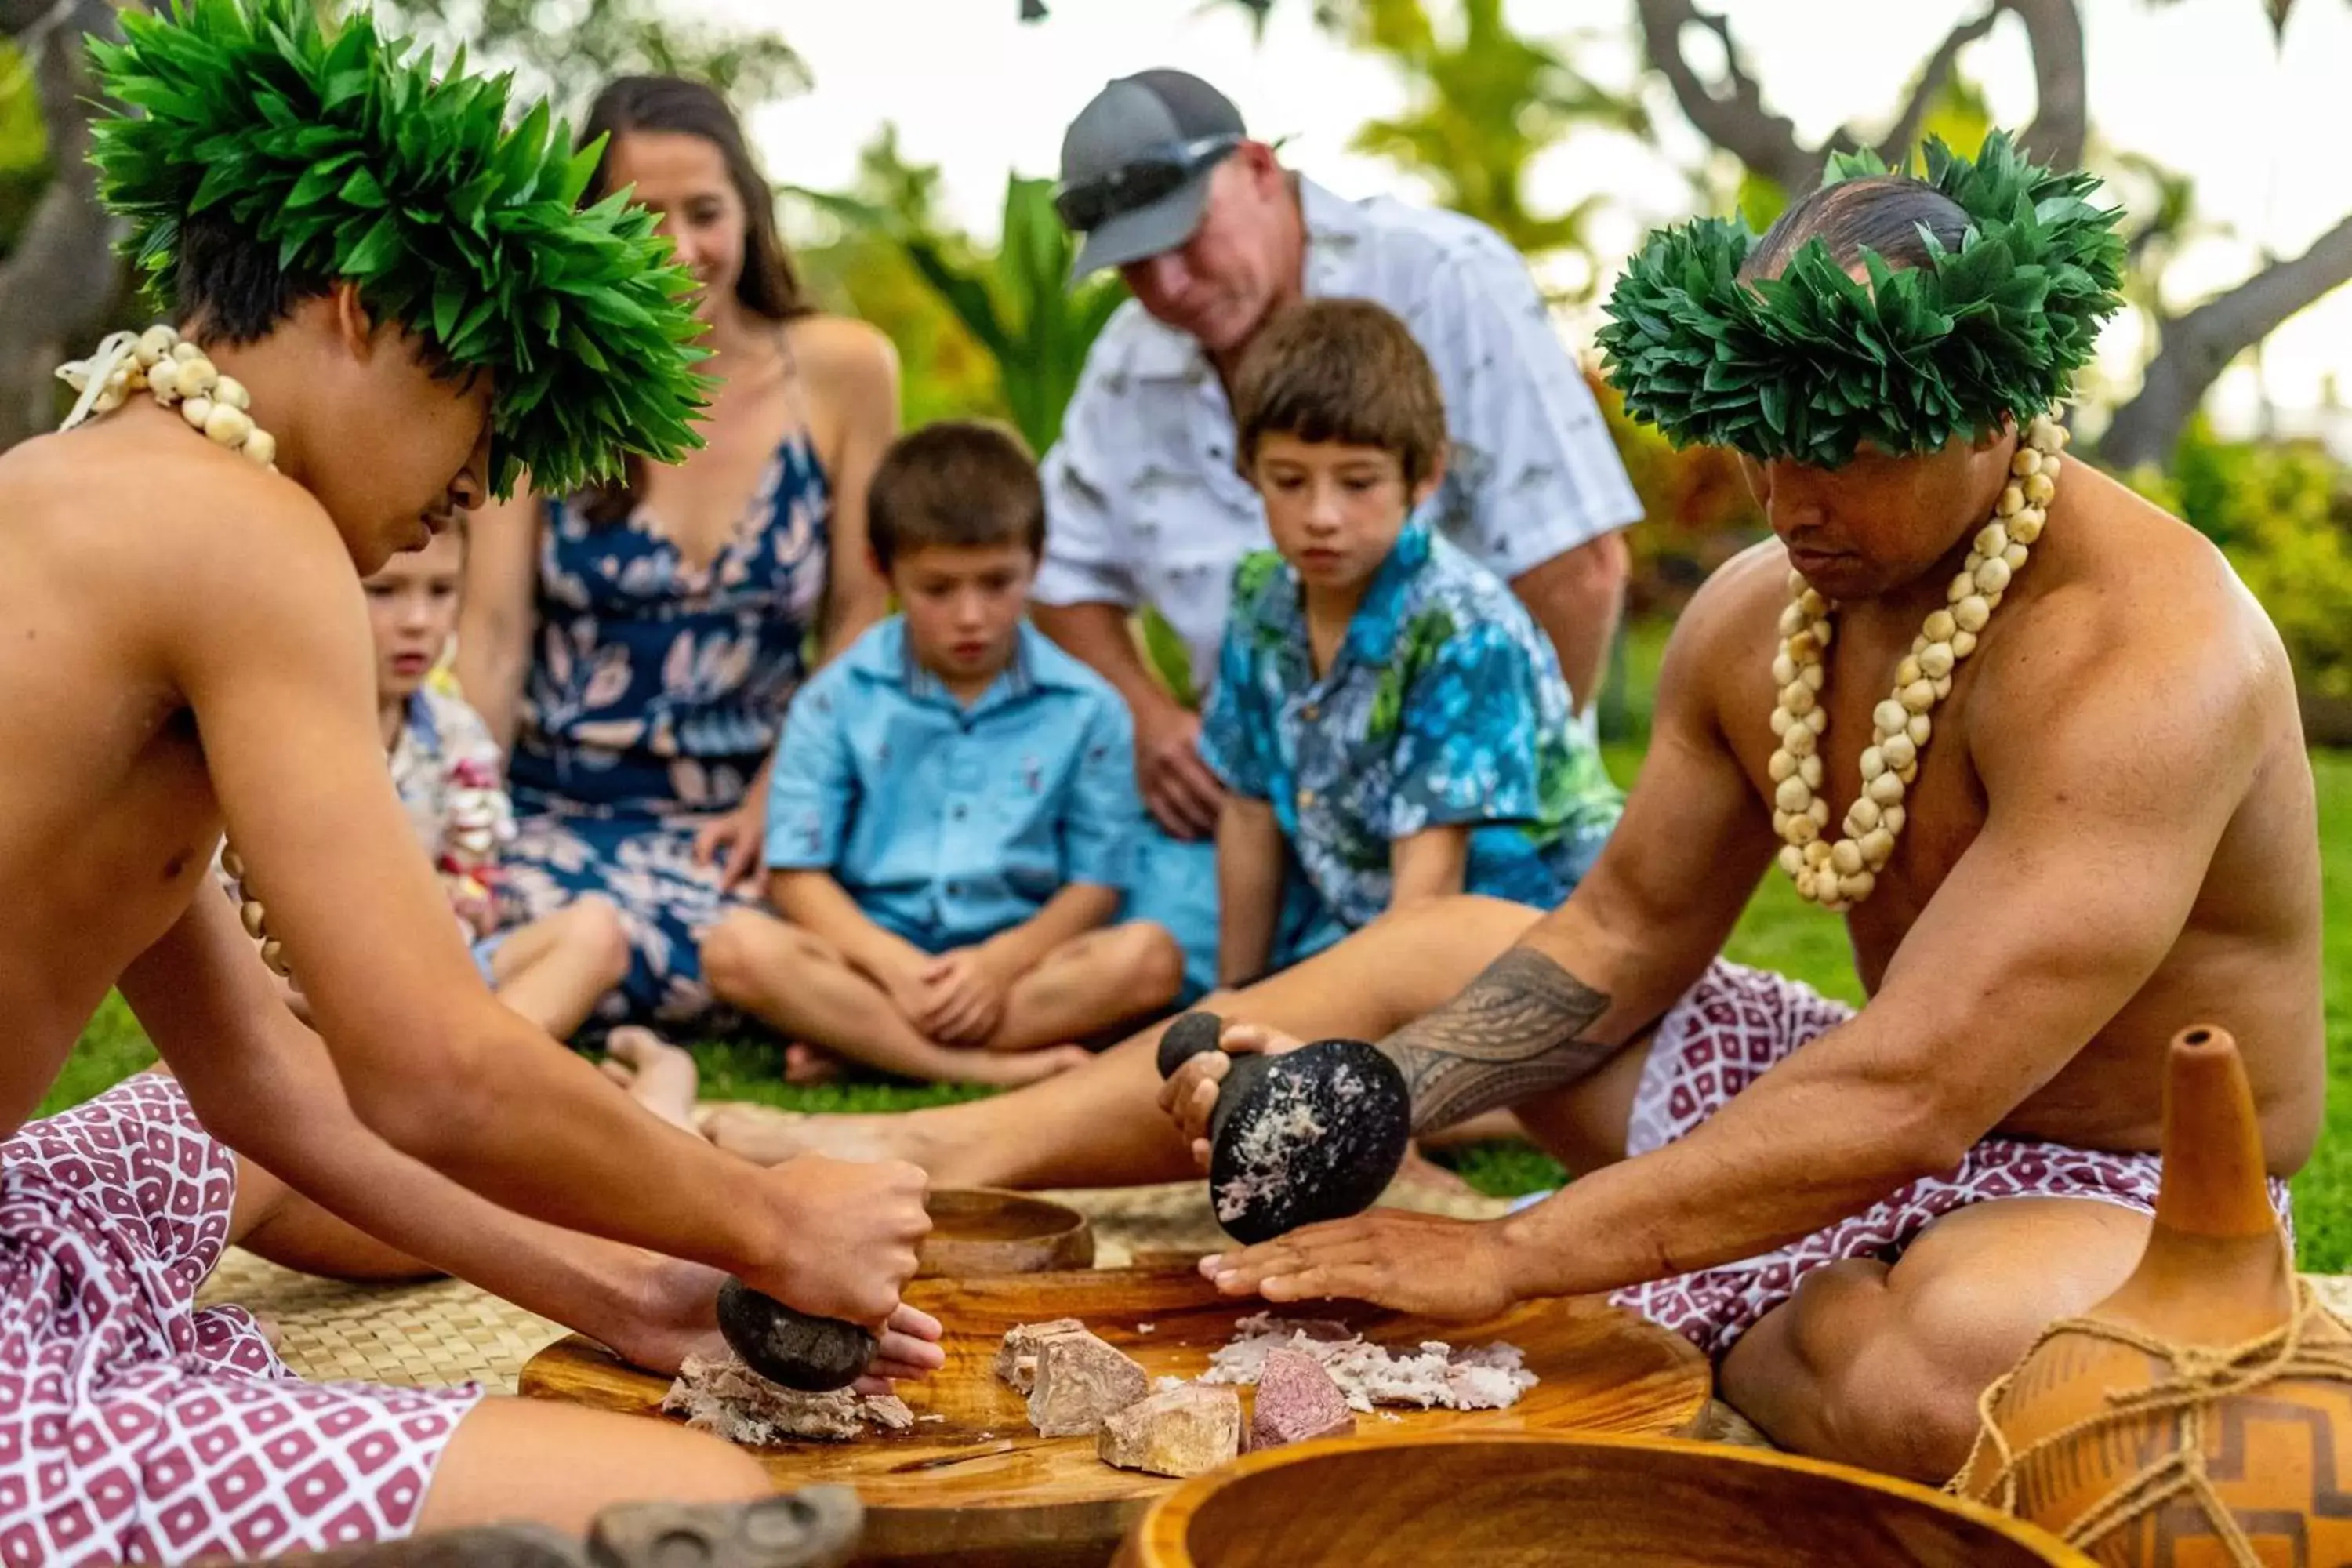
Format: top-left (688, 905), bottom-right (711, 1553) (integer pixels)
top-left (520, 1268), bottom-right (1711, 1566)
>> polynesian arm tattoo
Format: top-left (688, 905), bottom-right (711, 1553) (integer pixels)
top-left (1380, 948), bottom-right (1617, 1135)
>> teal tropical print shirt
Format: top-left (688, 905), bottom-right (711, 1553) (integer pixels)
top-left (1197, 518), bottom-right (1621, 934)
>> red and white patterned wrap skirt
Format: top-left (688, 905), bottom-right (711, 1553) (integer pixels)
top-left (1606, 960), bottom-right (2294, 1359)
top-left (0, 1075), bottom-right (483, 1564)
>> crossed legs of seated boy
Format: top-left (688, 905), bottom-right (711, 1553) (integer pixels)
top-left (702, 907), bottom-right (1182, 1086)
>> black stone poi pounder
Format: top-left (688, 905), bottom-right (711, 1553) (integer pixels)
top-left (714, 1279), bottom-right (876, 1393)
top-left (1156, 1010), bottom-right (1411, 1246)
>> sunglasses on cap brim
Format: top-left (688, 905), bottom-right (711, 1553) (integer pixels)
top-left (1052, 132), bottom-right (1243, 235)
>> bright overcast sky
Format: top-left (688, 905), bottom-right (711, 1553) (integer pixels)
top-left (712, 0), bottom-right (2352, 437)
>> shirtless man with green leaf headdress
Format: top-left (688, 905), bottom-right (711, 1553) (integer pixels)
top-left (712, 133), bottom-right (2325, 1482)
top-left (0, 0), bottom-right (940, 1557)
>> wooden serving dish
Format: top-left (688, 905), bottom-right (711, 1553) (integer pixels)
top-left (917, 1189), bottom-right (1093, 1278)
top-left (521, 1269), bottom-right (1711, 1567)
top-left (1115, 1432), bottom-right (2096, 1567)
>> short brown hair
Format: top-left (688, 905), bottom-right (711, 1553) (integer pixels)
top-left (868, 421), bottom-right (1046, 572)
top-left (1233, 298), bottom-right (1447, 485)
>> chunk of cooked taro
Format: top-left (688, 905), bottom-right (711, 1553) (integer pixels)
top-left (993, 1318), bottom-right (1088, 1394)
top-left (1098, 1385), bottom-right (1242, 1478)
top-left (1027, 1330), bottom-right (1149, 1437)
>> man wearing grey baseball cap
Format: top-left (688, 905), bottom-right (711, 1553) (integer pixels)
top-left (1032, 68), bottom-right (1642, 997)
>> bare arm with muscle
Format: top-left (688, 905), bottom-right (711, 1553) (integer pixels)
top-left (123, 889), bottom-right (943, 1381)
top-left (161, 475), bottom-right (930, 1327)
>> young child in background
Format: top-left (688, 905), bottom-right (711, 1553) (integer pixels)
top-left (699, 421), bottom-right (1183, 1085)
top-left (1200, 298), bottom-right (1624, 988)
top-left (248, 523), bottom-right (647, 1050)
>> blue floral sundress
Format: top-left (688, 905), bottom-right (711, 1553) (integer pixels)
top-left (498, 427), bottom-right (829, 1025)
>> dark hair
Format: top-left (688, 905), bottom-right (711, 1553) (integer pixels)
top-left (1740, 175), bottom-right (1973, 282)
top-left (1232, 297), bottom-right (1446, 485)
top-left (171, 211), bottom-right (471, 390)
top-left (867, 421), bottom-right (1044, 572)
top-left (171, 209), bottom-right (329, 344)
top-left (579, 75), bottom-right (809, 324)
top-left (575, 75), bottom-right (809, 522)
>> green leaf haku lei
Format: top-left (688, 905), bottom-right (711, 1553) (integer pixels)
top-left (83, 0), bottom-right (710, 496)
top-left (1595, 131), bottom-right (2128, 467)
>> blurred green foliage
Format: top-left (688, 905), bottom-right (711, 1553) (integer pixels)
top-left (0, 40), bottom-right (49, 260)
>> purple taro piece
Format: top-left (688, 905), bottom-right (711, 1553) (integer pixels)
top-left (1248, 1346), bottom-right (1356, 1450)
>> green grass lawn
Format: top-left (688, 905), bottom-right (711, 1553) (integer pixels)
top-left (38, 739), bottom-right (2352, 1269)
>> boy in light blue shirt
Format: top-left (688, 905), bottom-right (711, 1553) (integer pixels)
top-left (702, 422), bottom-right (1183, 1086)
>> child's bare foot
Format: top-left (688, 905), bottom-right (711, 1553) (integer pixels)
top-left (783, 1041), bottom-right (844, 1086)
top-left (600, 1026), bottom-right (701, 1132)
top-left (953, 1044), bottom-right (1091, 1088)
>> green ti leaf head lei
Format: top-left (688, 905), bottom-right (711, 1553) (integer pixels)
top-left (1596, 131), bottom-right (2128, 468)
top-left (85, 0), bottom-right (710, 497)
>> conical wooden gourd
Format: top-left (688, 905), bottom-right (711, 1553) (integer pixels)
top-left (1958, 1026), bottom-right (2352, 1566)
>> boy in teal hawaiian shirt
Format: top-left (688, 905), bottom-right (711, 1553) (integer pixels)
top-left (1198, 299), bottom-right (1622, 986)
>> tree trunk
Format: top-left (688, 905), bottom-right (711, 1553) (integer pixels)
top-left (0, 0), bottom-right (125, 455)
top-left (2007, 0), bottom-right (2086, 172)
top-left (1635, 0), bottom-right (2090, 194)
top-left (1633, 0), bottom-right (1821, 192)
top-left (2097, 210), bottom-right (2352, 469)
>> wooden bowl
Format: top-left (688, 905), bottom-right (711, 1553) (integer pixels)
top-left (1114, 1432), bottom-right (2095, 1567)
top-left (917, 1189), bottom-right (1094, 1278)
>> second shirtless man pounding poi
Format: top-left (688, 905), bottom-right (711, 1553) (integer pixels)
top-left (0, 3), bottom-right (939, 1559)
top-left (712, 134), bottom-right (2325, 1484)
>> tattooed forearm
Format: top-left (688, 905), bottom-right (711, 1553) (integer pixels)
top-left (1381, 947), bottom-right (1616, 1134)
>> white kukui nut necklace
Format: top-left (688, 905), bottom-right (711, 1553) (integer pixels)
top-left (1769, 408), bottom-right (2067, 913)
top-left (57, 323), bottom-right (292, 978)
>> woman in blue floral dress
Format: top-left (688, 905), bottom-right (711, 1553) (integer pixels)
top-left (459, 78), bottom-right (897, 1026)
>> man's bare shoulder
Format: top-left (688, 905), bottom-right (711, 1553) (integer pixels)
top-left (1662, 539), bottom-right (1788, 678)
top-left (1675, 538), bottom-right (1790, 642)
top-left (0, 411), bottom-right (354, 602)
top-left (1990, 465), bottom-right (2292, 710)
top-left (1970, 463), bottom-right (2296, 786)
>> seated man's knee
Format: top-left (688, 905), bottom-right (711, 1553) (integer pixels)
top-left (1784, 1259), bottom-right (2022, 1478)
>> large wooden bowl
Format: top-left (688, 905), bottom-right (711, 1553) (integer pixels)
top-left (1114, 1432), bottom-right (2095, 1567)
top-left (917, 1189), bottom-right (1093, 1278)
top-left (521, 1269), bottom-right (1710, 1567)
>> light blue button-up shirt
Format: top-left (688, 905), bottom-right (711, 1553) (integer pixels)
top-left (762, 618), bottom-right (1141, 950)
